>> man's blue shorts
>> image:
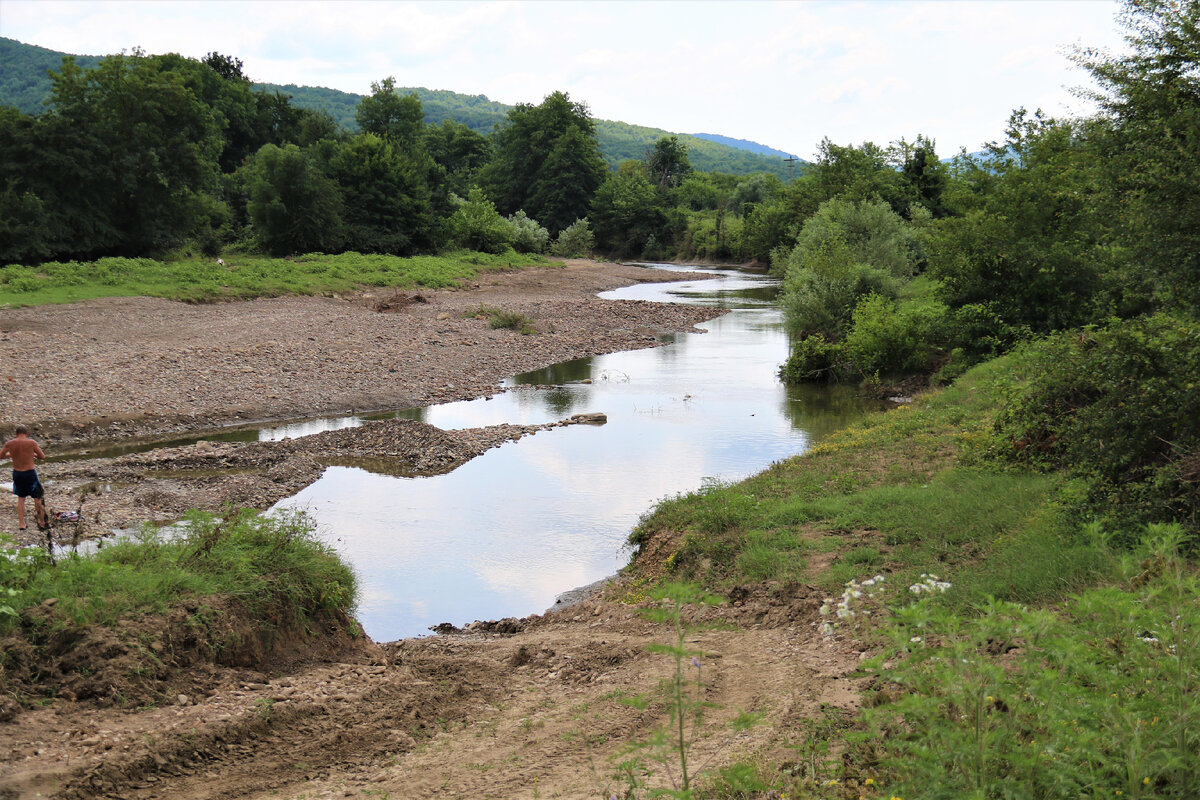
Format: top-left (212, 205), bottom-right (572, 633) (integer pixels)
top-left (12, 469), bottom-right (43, 499)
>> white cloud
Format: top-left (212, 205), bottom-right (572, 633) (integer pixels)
top-left (0, 0), bottom-right (1127, 157)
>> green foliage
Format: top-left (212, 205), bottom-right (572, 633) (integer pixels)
top-left (244, 143), bottom-right (344, 256)
top-left (777, 197), bottom-right (922, 345)
top-left (506, 210), bottom-right (549, 254)
top-left (321, 133), bottom-right (434, 255)
top-left (646, 136), bottom-right (693, 189)
top-left (0, 52), bottom-right (228, 262)
top-left (591, 162), bottom-right (664, 257)
top-left (1074, 0), bottom-right (1200, 316)
top-left (929, 110), bottom-right (1107, 334)
top-left (481, 91), bottom-right (607, 234)
top-left (550, 217), bottom-right (595, 258)
top-left (993, 314), bottom-right (1200, 540)
top-left (355, 77), bottom-right (425, 149)
top-left (1, 510), bottom-right (356, 636)
top-left (778, 332), bottom-right (845, 384)
top-left (447, 188), bottom-right (516, 254)
top-left (780, 236), bottom-right (899, 340)
top-left (785, 196), bottom-right (920, 279)
top-left (841, 293), bottom-right (948, 376)
top-left (788, 138), bottom-right (912, 218)
top-left (0, 250), bottom-right (545, 307)
top-left (424, 119), bottom-right (492, 199)
top-left (864, 527), bottom-right (1199, 799)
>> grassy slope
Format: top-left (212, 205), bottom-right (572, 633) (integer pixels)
top-left (628, 354), bottom-right (1199, 798)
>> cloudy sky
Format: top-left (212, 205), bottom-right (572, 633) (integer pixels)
top-left (2, 0), bottom-right (1128, 159)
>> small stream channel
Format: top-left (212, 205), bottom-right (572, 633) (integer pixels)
top-left (259, 264), bottom-right (886, 640)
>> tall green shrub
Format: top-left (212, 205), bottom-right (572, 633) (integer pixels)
top-left (994, 314), bottom-right (1200, 540)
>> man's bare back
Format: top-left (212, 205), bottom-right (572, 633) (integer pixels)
top-left (1, 435), bottom-right (44, 471)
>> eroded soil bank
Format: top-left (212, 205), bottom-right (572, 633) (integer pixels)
top-left (0, 261), bottom-right (870, 800)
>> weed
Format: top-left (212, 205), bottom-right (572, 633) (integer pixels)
top-left (611, 583), bottom-right (759, 798)
top-left (856, 524), bottom-right (1198, 798)
top-left (253, 698), bottom-right (276, 722)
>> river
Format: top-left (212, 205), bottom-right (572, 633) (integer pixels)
top-left (268, 264), bottom-right (884, 641)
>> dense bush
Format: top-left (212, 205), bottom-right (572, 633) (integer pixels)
top-left (447, 188), bottom-right (514, 254)
top-left (778, 333), bottom-right (846, 384)
top-left (506, 210), bottom-right (550, 253)
top-left (994, 314), bottom-right (1200, 541)
top-left (780, 238), bottom-right (899, 340)
top-left (785, 196), bottom-right (919, 279)
top-left (550, 217), bottom-right (594, 257)
top-left (841, 293), bottom-right (948, 376)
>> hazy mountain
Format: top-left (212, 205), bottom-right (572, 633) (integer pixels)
top-left (691, 132), bottom-right (798, 159)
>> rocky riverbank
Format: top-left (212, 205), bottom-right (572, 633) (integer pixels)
top-left (1, 260), bottom-right (724, 542)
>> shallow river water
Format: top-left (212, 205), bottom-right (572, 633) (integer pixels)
top-left (268, 264), bottom-right (884, 640)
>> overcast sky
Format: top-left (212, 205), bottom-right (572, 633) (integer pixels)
top-left (1, 0), bottom-right (1128, 159)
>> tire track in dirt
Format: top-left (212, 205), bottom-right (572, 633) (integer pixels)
top-left (2, 585), bottom-right (870, 800)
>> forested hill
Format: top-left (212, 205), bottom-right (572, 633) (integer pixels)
top-left (0, 37), bottom-right (795, 178)
top-left (0, 37), bottom-right (103, 113)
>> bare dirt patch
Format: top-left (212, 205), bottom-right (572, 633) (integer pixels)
top-left (1, 582), bottom-right (871, 800)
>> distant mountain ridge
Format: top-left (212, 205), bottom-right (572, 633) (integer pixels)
top-left (691, 133), bottom-right (797, 160)
top-left (0, 37), bottom-right (798, 178)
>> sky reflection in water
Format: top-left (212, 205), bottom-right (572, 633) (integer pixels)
top-left (273, 265), bottom-right (884, 641)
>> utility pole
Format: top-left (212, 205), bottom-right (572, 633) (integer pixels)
top-left (783, 155), bottom-right (798, 181)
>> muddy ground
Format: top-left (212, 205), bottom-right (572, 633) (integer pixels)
top-left (0, 261), bottom-right (872, 799)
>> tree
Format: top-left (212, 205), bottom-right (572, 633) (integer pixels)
top-left (1073, 0), bottom-right (1200, 316)
top-left (244, 143), bottom-right (344, 256)
top-left (356, 77), bottom-right (425, 150)
top-left (33, 53), bottom-right (225, 258)
top-left (481, 91), bottom-right (607, 234)
top-left (645, 135), bottom-right (692, 188)
top-left (591, 161), bottom-right (664, 256)
top-left (321, 134), bottom-right (434, 255)
top-left (891, 135), bottom-right (950, 218)
top-left (425, 119), bottom-right (492, 198)
top-left (927, 110), bottom-right (1108, 334)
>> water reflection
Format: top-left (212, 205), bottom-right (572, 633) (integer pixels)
top-left (275, 265), bottom-right (886, 641)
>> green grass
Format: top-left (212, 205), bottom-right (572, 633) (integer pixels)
top-left (465, 304), bottom-right (537, 334)
top-left (0, 250), bottom-right (552, 307)
top-left (0, 509), bottom-right (356, 634)
top-left (625, 348), bottom-right (1198, 798)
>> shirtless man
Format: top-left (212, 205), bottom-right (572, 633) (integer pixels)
top-left (1, 424), bottom-right (46, 530)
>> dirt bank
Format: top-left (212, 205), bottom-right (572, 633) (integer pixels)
top-left (1, 582), bottom-right (870, 800)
